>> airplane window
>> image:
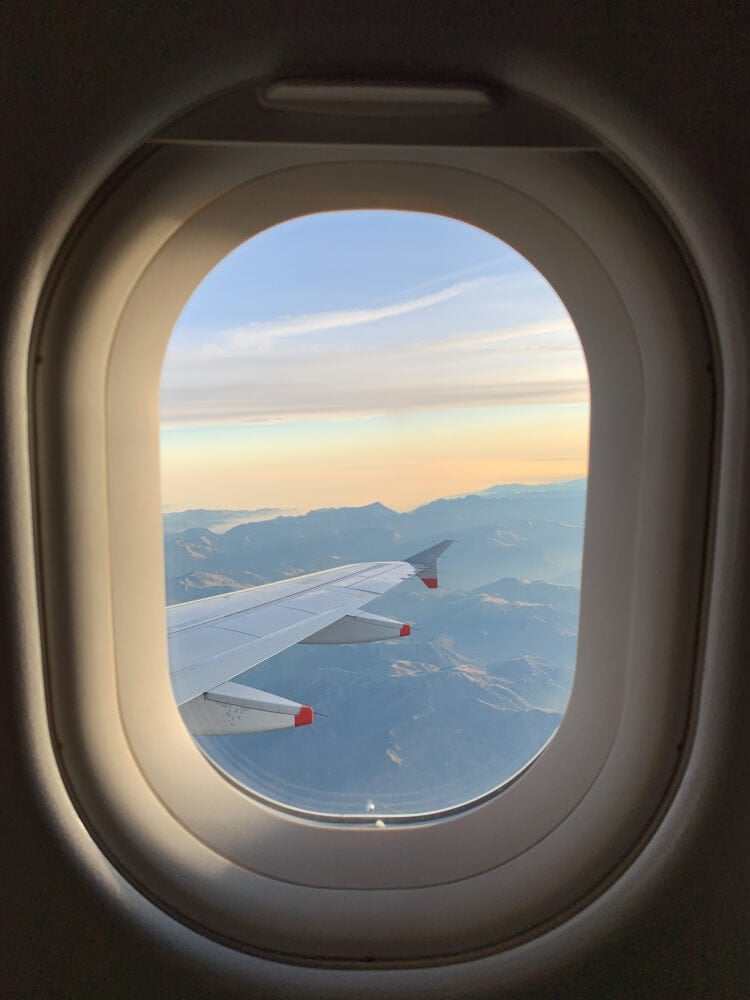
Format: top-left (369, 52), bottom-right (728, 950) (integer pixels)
top-left (37, 136), bottom-right (711, 957)
top-left (159, 209), bottom-right (590, 818)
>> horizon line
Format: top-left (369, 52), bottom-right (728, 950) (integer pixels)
top-left (162, 475), bottom-right (588, 518)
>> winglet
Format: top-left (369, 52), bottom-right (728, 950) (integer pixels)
top-left (404, 539), bottom-right (454, 589)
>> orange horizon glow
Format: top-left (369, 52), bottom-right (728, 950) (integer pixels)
top-left (160, 402), bottom-right (589, 513)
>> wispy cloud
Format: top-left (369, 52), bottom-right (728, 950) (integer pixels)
top-left (365, 254), bottom-right (514, 307)
top-left (162, 273), bottom-right (588, 429)
top-left (162, 380), bottom-right (590, 429)
top-left (162, 343), bottom-right (587, 430)
top-left (179, 276), bottom-right (496, 360)
top-left (403, 318), bottom-right (576, 355)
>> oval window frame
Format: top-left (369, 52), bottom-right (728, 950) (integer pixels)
top-left (34, 142), bottom-right (712, 962)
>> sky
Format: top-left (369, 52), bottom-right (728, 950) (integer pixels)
top-left (160, 210), bottom-right (590, 513)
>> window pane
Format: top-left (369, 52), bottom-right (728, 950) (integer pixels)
top-left (160, 210), bottom-right (589, 818)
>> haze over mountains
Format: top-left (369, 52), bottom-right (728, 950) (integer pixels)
top-left (162, 506), bottom-right (297, 536)
top-left (163, 479), bottom-right (586, 815)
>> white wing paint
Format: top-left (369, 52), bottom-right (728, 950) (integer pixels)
top-left (168, 541), bottom-right (452, 734)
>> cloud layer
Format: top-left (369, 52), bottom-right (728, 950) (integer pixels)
top-left (161, 276), bottom-right (589, 428)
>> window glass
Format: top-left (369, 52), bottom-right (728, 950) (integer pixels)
top-left (160, 210), bottom-right (589, 817)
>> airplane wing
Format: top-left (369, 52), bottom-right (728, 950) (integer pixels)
top-left (168, 540), bottom-right (452, 735)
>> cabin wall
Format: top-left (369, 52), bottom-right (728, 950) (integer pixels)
top-left (2, 3), bottom-right (748, 996)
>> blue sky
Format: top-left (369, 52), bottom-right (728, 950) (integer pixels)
top-left (172, 211), bottom-right (515, 333)
top-left (160, 210), bottom-right (589, 512)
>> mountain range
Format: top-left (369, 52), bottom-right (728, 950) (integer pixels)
top-left (163, 480), bottom-right (586, 816)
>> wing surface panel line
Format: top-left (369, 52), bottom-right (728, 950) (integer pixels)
top-left (167, 560), bottom-right (411, 636)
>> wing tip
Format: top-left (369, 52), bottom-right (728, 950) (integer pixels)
top-left (294, 705), bottom-right (314, 727)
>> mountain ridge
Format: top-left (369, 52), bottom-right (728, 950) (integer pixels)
top-left (164, 480), bottom-right (586, 815)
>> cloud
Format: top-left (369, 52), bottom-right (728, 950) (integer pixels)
top-left (364, 253), bottom-right (515, 307)
top-left (161, 345), bottom-right (589, 426)
top-left (161, 276), bottom-right (588, 429)
top-left (175, 276), bottom-right (497, 360)
top-left (402, 318), bottom-right (576, 355)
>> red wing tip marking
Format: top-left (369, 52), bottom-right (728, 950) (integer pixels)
top-left (421, 578), bottom-right (438, 589)
top-left (294, 705), bottom-right (314, 727)
top-left (400, 623), bottom-right (411, 637)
